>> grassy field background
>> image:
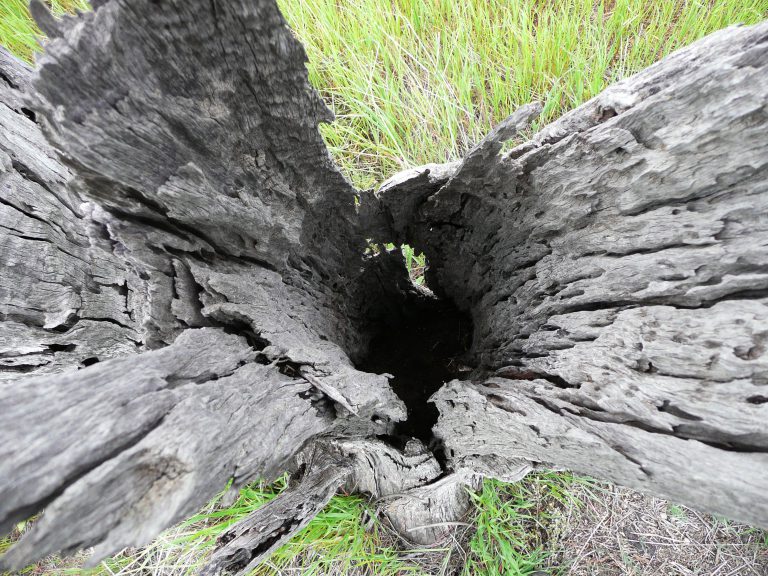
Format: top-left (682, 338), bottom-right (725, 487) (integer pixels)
top-left (277, 0), bottom-right (767, 188)
top-left (2, 0), bottom-right (768, 574)
top-left (2, 0), bottom-right (766, 188)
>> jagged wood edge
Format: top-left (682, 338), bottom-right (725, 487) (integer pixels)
top-left (201, 437), bottom-right (467, 575)
top-left (376, 21), bottom-right (768, 528)
top-left (1, 3), bottom-right (764, 572)
top-left (0, 0), bottom-right (408, 568)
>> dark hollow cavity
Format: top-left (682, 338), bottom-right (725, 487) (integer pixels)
top-left (359, 291), bottom-right (473, 446)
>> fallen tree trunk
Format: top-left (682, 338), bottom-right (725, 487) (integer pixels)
top-left (376, 18), bottom-right (768, 526)
top-left (0, 0), bottom-right (766, 571)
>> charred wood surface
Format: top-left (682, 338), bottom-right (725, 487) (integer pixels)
top-left (0, 0), bottom-right (767, 570)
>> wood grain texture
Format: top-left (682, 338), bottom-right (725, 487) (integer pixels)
top-left (201, 447), bottom-right (354, 576)
top-left (0, 0), bottom-right (404, 567)
top-left (1, 0), bottom-right (767, 570)
top-left (1, 328), bottom-right (341, 566)
top-left (201, 437), bottom-right (463, 574)
top-left (376, 22), bottom-right (768, 528)
top-left (0, 47), bottom-right (144, 380)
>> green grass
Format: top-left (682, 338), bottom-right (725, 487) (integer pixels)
top-left (667, 503), bottom-right (688, 520)
top-left (277, 0), bottom-right (767, 188)
top-left (463, 473), bottom-right (589, 576)
top-left (3, 1), bottom-right (765, 189)
top-left (2, 473), bottom-right (587, 575)
top-left (2, 476), bottom-right (424, 575)
top-left (0, 0), bottom-right (89, 63)
top-left (3, 0), bottom-right (764, 277)
top-left (2, 0), bottom-right (768, 574)
top-left (1, 473), bottom-right (587, 575)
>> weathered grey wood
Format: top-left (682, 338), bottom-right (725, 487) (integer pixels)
top-left (376, 21), bottom-right (768, 528)
top-left (1, 0), bottom-right (767, 571)
top-left (201, 447), bottom-right (353, 576)
top-left (202, 437), bottom-right (459, 574)
top-left (0, 328), bottom-right (349, 567)
top-left (0, 47), bottom-right (143, 380)
top-left (381, 470), bottom-right (479, 545)
top-left (0, 0), bottom-right (404, 569)
top-left (339, 439), bottom-right (480, 546)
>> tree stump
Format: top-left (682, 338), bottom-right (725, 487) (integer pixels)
top-left (0, 1), bottom-right (766, 573)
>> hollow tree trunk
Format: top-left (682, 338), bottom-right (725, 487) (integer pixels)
top-left (0, 0), bottom-right (766, 573)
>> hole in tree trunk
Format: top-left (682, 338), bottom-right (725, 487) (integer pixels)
top-left (358, 277), bottom-right (474, 448)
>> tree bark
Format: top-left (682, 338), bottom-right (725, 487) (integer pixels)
top-left (378, 21), bottom-right (768, 527)
top-left (0, 0), bottom-right (766, 571)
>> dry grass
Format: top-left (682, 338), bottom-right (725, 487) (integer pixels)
top-left (2, 1), bottom-right (768, 575)
top-left (7, 475), bottom-right (765, 575)
top-left (543, 483), bottom-right (768, 575)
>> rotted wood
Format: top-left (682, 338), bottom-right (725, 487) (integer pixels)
top-left (202, 437), bottom-right (466, 575)
top-left (201, 447), bottom-right (354, 576)
top-left (375, 21), bottom-right (768, 528)
top-left (0, 47), bottom-right (142, 380)
top-left (0, 0), bottom-right (767, 571)
top-left (0, 0), bottom-right (404, 568)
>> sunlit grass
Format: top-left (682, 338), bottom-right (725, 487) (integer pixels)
top-left (463, 472), bottom-right (592, 576)
top-left (277, 0), bottom-right (766, 188)
top-left (1, 1), bottom-right (767, 574)
top-left (0, 0), bottom-right (88, 63)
